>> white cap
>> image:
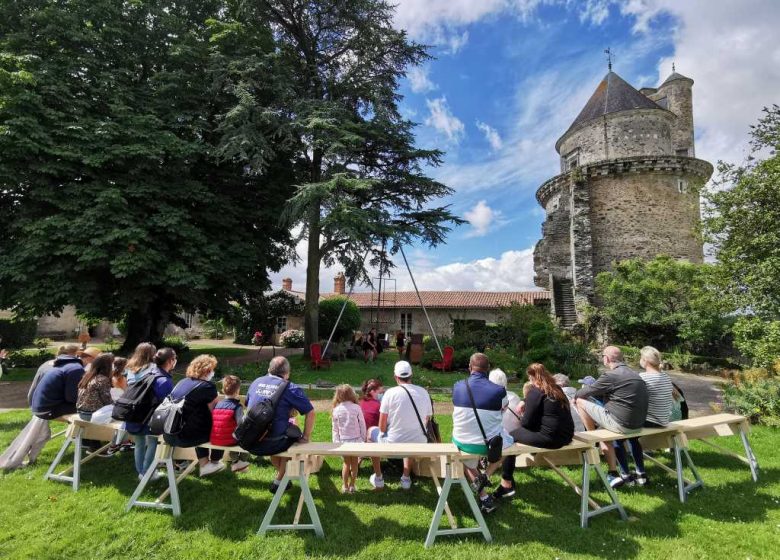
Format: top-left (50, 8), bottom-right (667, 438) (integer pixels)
top-left (394, 360), bottom-right (413, 379)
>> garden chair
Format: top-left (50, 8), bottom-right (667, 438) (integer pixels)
top-left (432, 345), bottom-right (454, 372)
top-left (310, 343), bottom-right (331, 370)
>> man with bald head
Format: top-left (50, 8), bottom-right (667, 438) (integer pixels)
top-left (575, 346), bottom-right (648, 487)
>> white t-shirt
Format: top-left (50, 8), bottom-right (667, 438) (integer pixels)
top-left (379, 383), bottom-right (433, 444)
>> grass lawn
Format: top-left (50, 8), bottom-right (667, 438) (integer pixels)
top-left (0, 411), bottom-right (778, 559)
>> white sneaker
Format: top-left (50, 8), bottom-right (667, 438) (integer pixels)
top-left (400, 475), bottom-right (412, 490)
top-left (200, 461), bottom-right (226, 477)
top-left (231, 460), bottom-right (251, 473)
top-left (369, 474), bottom-right (385, 489)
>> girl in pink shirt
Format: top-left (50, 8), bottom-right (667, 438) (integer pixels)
top-left (332, 384), bottom-right (367, 493)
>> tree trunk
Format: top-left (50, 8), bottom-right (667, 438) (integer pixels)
top-left (303, 199), bottom-right (321, 358)
top-left (120, 297), bottom-right (170, 354)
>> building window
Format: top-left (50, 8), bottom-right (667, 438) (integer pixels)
top-left (676, 148), bottom-right (689, 156)
top-left (563, 149), bottom-right (580, 171)
top-left (275, 316), bottom-right (287, 334)
top-left (400, 313), bottom-right (412, 337)
top-left (677, 179), bottom-right (688, 194)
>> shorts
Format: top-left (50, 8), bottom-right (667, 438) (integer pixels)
top-left (245, 435), bottom-right (296, 457)
top-left (578, 400), bottom-right (639, 435)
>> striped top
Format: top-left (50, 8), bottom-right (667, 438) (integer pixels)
top-left (640, 371), bottom-right (674, 426)
top-left (452, 373), bottom-right (507, 450)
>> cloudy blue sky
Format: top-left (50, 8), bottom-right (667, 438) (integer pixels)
top-left (271, 0), bottom-right (780, 294)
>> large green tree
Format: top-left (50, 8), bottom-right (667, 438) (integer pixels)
top-left (216, 1), bottom-right (462, 354)
top-left (0, 0), bottom-right (293, 351)
top-left (595, 255), bottom-right (730, 352)
top-left (701, 105), bottom-right (780, 319)
top-left (700, 105), bottom-right (780, 367)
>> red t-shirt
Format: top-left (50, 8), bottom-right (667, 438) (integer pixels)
top-left (360, 398), bottom-right (381, 428)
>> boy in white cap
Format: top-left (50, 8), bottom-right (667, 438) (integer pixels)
top-left (366, 360), bottom-right (433, 490)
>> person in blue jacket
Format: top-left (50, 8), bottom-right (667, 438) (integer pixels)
top-left (125, 348), bottom-right (176, 480)
top-left (31, 347), bottom-right (100, 419)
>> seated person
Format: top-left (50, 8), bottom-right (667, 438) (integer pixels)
top-left (452, 353), bottom-right (511, 514)
top-left (574, 346), bottom-right (648, 488)
top-left (366, 361), bottom-right (432, 491)
top-left (493, 364), bottom-right (575, 500)
top-left (31, 347), bottom-right (99, 419)
top-left (553, 373), bottom-right (586, 432)
top-left (245, 356), bottom-right (315, 494)
top-left (209, 375), bottom-right (251, 473)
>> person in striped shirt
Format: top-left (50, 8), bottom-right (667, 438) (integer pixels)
top-left (614, 346), bottom-right (674, 486)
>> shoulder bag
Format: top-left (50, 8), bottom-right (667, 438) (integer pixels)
top-left (465, 378), bottom-right (503, 463)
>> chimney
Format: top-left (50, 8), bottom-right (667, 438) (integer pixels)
top-left (282, 278), bottom-right (292, 291)
top-left (334, 272), bottom-right (346, 295)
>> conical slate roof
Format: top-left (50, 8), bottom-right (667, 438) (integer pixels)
top-left (660, 71), bottom-right (693, 86)
top-left (557, 72), bottom-right (663, 149)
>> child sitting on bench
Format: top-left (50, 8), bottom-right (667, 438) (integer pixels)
top-left (209, 375), bottom-right (251, 473)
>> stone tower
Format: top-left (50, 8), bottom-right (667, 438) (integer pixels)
top-left (533, 70), bottom-right (713, 326)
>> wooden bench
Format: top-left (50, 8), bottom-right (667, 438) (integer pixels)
top-left (573, 425), bottom-right (703, 503)
top-left (268, 442), bottom-right (489, 548)
top-left (503, 440), bottom-right (628, 528)
top-left (44, 414), bottom-right (123, 491)
top-left (670, 413), bottom-right (759, 482)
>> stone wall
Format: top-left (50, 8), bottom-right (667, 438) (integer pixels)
top-left (558, 109), bottom-right (674, 168)
top-left (647, 78), bottom-right (695, 157)
top-left (587, 162), bottom-right (706, 276)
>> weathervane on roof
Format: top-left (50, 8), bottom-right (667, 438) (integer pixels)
top-left (604, 47), bottom-right (613, 71)
top-left (672, 62), bottom-right (676, 72)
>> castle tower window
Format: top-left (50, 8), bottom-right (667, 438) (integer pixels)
top-left (676, 148), bottom-right (690, 156)
top-left (677, 179), bottom-right (688, 193)
top-left (564, 149), bottom-right (580, 171)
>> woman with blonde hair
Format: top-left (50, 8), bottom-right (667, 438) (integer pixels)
top-left (332, 384), bottom-right (367, 493)
top-left (163, 354), bottom-right (222, 477)
top-left (493, 363), bottom-right (575, 500)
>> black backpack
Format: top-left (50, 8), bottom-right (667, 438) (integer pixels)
top-left (112, 373), bottom-right (164, 424)
top-left (234, 380), bottom-right (289, 449)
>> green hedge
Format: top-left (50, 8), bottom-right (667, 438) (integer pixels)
top-left (0, 318), bottom-right (38, 349)
top-left (723, 376), bottom-right (780, 427)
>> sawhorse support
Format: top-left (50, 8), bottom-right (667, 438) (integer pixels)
top-left (44, 422), bottom-right (114, 491)
top-left (125, 443), bottom-right (197, 516)
top-left (257, 456), bottom-right (324, 537)
top-left (579, 447), bottom-right (628, 528)
top-left (425, 455), bottom-right (492, 548)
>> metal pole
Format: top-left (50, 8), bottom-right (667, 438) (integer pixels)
top-left (322, 249), bottom-right (371, 358)
top-left (400, 245), bottom-right (443, 359)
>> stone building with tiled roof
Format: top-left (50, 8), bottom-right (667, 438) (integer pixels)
top-left (273, 276), bottom-right (550, 343)
top-left (534, 68), bottom-right (713, 327)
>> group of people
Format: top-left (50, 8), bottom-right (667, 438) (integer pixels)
top-left (8, 340), bottom-right (681, 517)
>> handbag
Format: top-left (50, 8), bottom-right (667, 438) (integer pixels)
top-left (465, 378), bottom-right (503, 463)
top-left (148, 381), bottom-right (204, 436)
top-left (400, 386), bottom-right (440, 443)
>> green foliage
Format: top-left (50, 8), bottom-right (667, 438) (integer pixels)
top-left (32, 338), bottom-right (51, 350)
top-left (701, 105), bottom-right (780, 320)
top-left (318, 297), bottom-right (361, 343)
top-left (202, 318), bottom-right (231, 340)
top-left (6, 348), bottom-right (54, 368)
top-left (214, 2), bottom-right (462, 348)
top-left (733, 317), bottom-right (780, 371)
top-left (279, 329), bottom-right (304, 349)
top-left (723, 376), bottom-right (780, 427)
top-left (161, 336), bottom-right (190, 355)
top-left (230, 292), bottom-right (304, 345)
top-left (596, 255), bottom-right (730, 353)
top-left (0, 318), bottom-right (37, 348)
top-left (0, 0), bottom-right (293, 352)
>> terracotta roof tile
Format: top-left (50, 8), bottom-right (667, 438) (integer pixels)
top-left (319, 290), bottom-right (550, 309)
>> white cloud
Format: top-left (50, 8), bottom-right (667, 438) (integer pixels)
top-left (619, 0), bottom-right (780, 168)
top-left (464, 200), bottom-right (501, 237)
top-left (445, 30), bottom-right (470, 54)
top-left (475, 120), bottom-right (503, 150)
top-left (425, 97), bottom-right (465, 142)
top-left (408, 66), bottom-right (437, 93)
top-left (396, 248), bottom-right (538, 291)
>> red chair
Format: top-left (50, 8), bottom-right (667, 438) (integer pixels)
top-left (432, 346), bottom-right (454, 372)
top-left (310, 343), bottom-right (332, 370)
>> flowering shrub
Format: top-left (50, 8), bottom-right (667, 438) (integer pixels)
top-left (279, 329), bottom-right (304, 348)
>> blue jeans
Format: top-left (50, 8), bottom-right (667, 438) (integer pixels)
top-left (133, 434), bottom-right (158, 475)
